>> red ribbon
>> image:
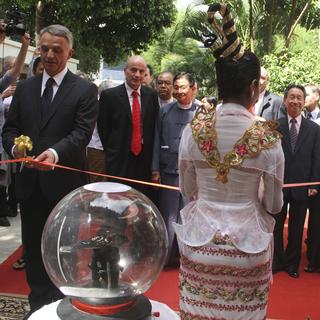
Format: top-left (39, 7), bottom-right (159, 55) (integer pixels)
top-left (0, 158), bottom-right (180, 191)
top-left (0, 157), bottom-right (319, 190)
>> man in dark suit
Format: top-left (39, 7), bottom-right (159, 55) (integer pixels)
top-left (272, 84), bottom-right (320, 278)
top-left (254, 67), bottom-right (285, 120)
top-left (97, 56), bottom-right (159, 199)
top-left (302, 84), bottom-right (320, 272)
top-left (2, 25), bottom-right (98, 316)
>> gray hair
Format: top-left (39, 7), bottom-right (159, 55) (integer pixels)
top-left (40, 24), bottom-right (73, 48)
top-left (98, 80), bottom-right (116, 95)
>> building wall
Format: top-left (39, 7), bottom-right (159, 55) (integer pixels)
top-left (0, 38), bottom-right (79, 74)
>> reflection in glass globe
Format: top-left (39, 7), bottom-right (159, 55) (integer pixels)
top-left (41, 182), bottom-right (168, 306)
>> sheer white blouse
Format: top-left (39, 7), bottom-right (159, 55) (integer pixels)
top-left (174, 103), bottom-right (285, 253)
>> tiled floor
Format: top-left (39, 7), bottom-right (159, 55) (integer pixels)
top-left (0, 214), bottom-right (22, 263)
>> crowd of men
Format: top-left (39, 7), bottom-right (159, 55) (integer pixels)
top-left (1, 22), bottom-right (320, 317)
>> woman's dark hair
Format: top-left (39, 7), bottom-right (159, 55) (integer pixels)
top-left (32, 56), bottom-right (42, 75)
top-left (173, 72), bottom-right (195, 87)
top-left (215, 51), bottom-right (260, 100)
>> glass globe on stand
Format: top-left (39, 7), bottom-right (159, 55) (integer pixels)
top-left (41, 182), bottom-right (168, 319)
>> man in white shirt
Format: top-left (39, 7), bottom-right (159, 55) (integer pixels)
top-left (97, 56), bottom-right (159, 200)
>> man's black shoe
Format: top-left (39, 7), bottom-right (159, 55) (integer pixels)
top-left (0, 216), bottom-right (10, 227)
top-left (6, 205), bottom-right (18, 217)
top-left (286, 268), bottom-right (299, 278)
top-left (304, 265), bottom-right (320, 273)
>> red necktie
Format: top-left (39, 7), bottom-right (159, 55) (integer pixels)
top-left (131, 91), bottom-right (142, 156)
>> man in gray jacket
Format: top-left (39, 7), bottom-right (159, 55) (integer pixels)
top-left (152, 72), bottom-right (198, 267)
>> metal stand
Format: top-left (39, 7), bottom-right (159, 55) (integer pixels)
top-left (57, 295), bottom-right (152, 320)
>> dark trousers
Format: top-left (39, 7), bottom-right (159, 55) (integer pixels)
top-left (20, 182), bottom-right (64, 312)
top-left (273, 196), bottom-right (307, 270)
top-left (87, 147), bottom-right (107, 183)
top-left (125, 151), bottom-right (158, 206)
top-left (306, 194), bottom-right (320, 268)
top-left (0, 185), bottom-right (7, 217)
top-left (7, 169), bottom-right (18, 210)
top-left (159, 173), bottom-right (188, 266)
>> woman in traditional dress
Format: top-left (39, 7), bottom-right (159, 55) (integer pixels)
top-left (173, 3), bottom-right (285, 320)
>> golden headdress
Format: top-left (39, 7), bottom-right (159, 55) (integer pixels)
top-left (203, 3), bottom-right (244, 60)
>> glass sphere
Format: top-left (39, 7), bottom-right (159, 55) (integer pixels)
top-left (41, 182), bottom-right (168, 305)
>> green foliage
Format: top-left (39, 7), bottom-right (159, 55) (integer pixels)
top-left (142, 6), bottom-right (216, 98)
top-left (0, 0), bottom-right (176, 74)
top-left (300, 0), bottom-right (320, 30)
top-left (263, 48), bottom-right (320, 96)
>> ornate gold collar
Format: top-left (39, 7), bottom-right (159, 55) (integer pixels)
top-left (191, 104), bottom-right (282, 183)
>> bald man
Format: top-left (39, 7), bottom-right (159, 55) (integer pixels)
top-left (254, 67), bottom-right (285, 120)
top-left (97, 56), bottom-right (159, 198)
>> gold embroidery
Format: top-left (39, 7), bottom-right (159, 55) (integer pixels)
top-left (191, 104), bottom-right (282, 183)
top-left (211, 230), bottom-right (233, 245)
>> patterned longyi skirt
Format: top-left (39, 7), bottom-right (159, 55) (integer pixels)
top-left (178, 234), bottom-right (272, 320)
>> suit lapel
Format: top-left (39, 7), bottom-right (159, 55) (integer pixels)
top-left (279, 117), bottom-right (292, 153)
top-left (41, 71), bottom-right (75, 130)
top-left (119, 83), bottom-right (132, 120)
top-left (140, 86), bottom-right (147, 122)
top-left (259, 91), bottom-right (271, 116)
top-left (32, 75), bottom-right (43, 131)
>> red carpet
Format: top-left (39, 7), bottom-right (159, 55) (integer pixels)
top-left (1, 244), bottom-right (319, 319)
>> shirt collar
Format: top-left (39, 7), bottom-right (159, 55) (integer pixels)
top-left (125, 81), bottom-right (141, 96)
top-left (310, 107), bottom-right (319, 119)
top-left (288, 113), bottom-right (302, 126)
top-left (42, 67), bottom-right (68, 87)
top-left (177, 101), bottom-right (193, 110)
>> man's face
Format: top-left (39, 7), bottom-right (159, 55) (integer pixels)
top-left (124, 58), bottom-right (146, 90)
top-left (142, 67), bottom-right (153, 86)
top-left (284, 87), bottom-right (305, 118)
top-left (156, 73), bottom-right (173, 100)
top-left (259, 68), bottom-right (268, 94)
top-left (40, 32), bottom-right (73, 77)
top-left (35, 62), bottom-right (44, 76)
top-left (173, 77), bottom-right (195, 105)
top-left (304, 86), bottom-right (319, 112)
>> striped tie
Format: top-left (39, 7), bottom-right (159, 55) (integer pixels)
top-left (290, 118), bottom-right (298, 152)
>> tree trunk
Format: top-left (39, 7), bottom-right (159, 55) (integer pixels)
top-left (35, 1), bottom-right (45, 46)
top-left (285, 0), bottom-right (311, 48)
top-left (264, 0), bottom-right (276, 53)
top-left (248, 0), bottom-right (254, 52)
top-left (286, 0), bottom-right (298, 39)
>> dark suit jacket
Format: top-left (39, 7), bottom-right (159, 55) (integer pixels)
top-left (97, 83), bottom-right (159, 181)
top-left (259, 91), bottom-right (285, 120)
top-left (278, 116), bottom-right (320, 200)
top-left (2, 70), bottom-right (98, 202)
